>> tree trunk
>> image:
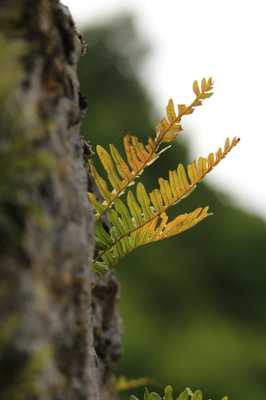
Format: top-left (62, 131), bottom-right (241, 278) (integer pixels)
top-left (0, 1), bottom-right (121, 399)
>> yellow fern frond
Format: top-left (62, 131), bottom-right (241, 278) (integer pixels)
top-left (94, 206), bottom-right (210, 271)
top-left (126, 136), bottom-right (239, 236)
top-left (92, 136), bottom-right (239, 271)
top-left (89, 78), bottom-right (214, 218)
top-left (88, 77), bottom-right (239, 274)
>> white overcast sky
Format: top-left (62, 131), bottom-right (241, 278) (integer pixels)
top-left (64, 0), bottom-right (266, 219)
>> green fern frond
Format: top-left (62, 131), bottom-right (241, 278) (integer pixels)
top-left (92, 137), bottom-right (239, 272)
top-left (88, 78), bottom-right (214, 218)
top-left (129, 385), bottom-right (229, 400)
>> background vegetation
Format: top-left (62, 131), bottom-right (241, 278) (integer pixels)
top-left (78, 14), bottom-right (266, 400)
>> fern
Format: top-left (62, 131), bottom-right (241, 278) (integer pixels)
top-left (130, 385), bottom-right (229, 400)
top-left (88, 78), bottom-right (213, 218)
top-left (88, 78), bottom-right (239, 273)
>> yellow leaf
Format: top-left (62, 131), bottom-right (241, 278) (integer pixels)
top-left (193, 80), bottom-right (200, 95)
top-left (207, 77), bottom-right (213, 90)
top-left (150, 189), bottom-right (163, 210)
top-left (169, 170), bottom-right (179, 195)
top-left (156, 118), bottom-right (170, 136)
top-left (159, 178), bottom-right (173, 205)
top-left (187, 161), bottom-right (198, 184)
top-left (201, 77), bottom-right (207, 92)
top-left (178, 104), bottom-right (187, 115)
top-left (162, 124), bottom-right (182, 143)
top-left (131, 136), bottom-right (149, 162)
top-left (198, 157), bottom-right (207, 176)
top-left (136, 183), bottom-right (153, 219)
top-left (216, 147), bottom-right (223, 160)
top-left (88, 192), bottom-right (105, 215)
top-left (97, 145), bottom-right (113, 173)
top-left (224, 137), bottom-right (231, 152)
top-left (109, 144), bottom-right (131, 180)
top-left (90, 164), bottom-right (112, 202)
top-left (166, 98), bottom-right (177, 123)
top-left (123, 135), bottom-right (142, 171)
top-left (193, 99), bottom-right (202, 106)
top-left (145, 137), bottom-right (156, 153)
top-left (162, 131), bottom-right (177, 143)
top-left (200, 92), bottom-right (213, 99)
top-left (97, 145), bottom-right (122, 190)
top-left (207, 152), bottom-right (215, 167)
top-left (177, 164), bottom-right (190, 190)
top-left (127, 191), bottom-right (142, 225)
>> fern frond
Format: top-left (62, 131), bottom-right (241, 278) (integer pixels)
top-left (92, 136), bottom-right (239, 271)
top-left (94, 206), bottom-right (210, 270)
top-left (88, 78), bottom-right (214, 218)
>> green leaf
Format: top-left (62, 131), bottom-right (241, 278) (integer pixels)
top-left (114, 198), bottom-right (134, 231)
top-left (95, 221), bottom-right (112, 246)
top-left (192, 390), bottom-right (203, 400)
top-left (149, 392), bottom-right (162, 400)
top-left (144, 388), bottom-right (150, 400)
top-left (129, 386), bottom-right (229, 400)
top-left (176, 389), bottom-right (190, 400)
top-left (163, 385), bottom-right (173, 400)
top-left (136, 182), bottom-right (153, 219)
top-left (108, 209), bottom-right (127, 235)
top-left (97, 145), bottom-right (122, 190)
top-left (92, 261), bottom-right (109, 276)
top-left (127, 190), bottom-right (143, 225)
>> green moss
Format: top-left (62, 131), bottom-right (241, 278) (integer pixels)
top-left (0, 315), bottom-right (20, 351)
top-left (0, 35), bottom-right (25, 103)
top-left (0, 34), bottom-right (59, 253)
top-left (1, 345), bottom-right (54, 400)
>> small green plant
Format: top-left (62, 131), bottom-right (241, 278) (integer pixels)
top-left (129, 386), bottom-right (229, 400)
top-left (116, 376), bottom-right (152, 392)
top-left (88, 78), bottom-right (239, 273)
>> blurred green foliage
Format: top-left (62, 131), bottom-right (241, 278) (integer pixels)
top-left (130, 385), bottom-right (228, 400)
top-left (79, 14), bottom-right (266, 400)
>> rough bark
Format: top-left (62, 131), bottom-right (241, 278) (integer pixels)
top-left (0, 1), bottom-right (121, 399)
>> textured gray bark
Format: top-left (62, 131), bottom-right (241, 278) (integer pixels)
top-left (0, 1), bottom-right (120, 399)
